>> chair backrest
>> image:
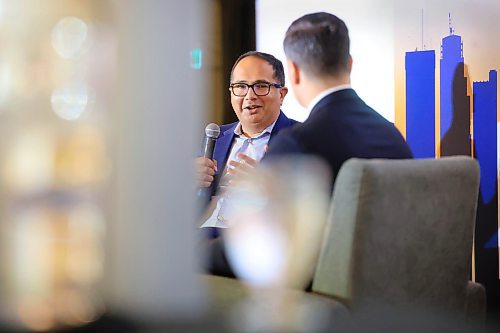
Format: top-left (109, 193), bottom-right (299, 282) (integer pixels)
top-left (312, 157), bottom-right (479, 313)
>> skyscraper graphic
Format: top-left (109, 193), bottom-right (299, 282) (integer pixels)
top-left (473, 70), bottom-right (499, 304)
top-left (473, 70), bottom-right (498, 204)
top-left (440, 34), bottom-right (462, 139)
top-left (439, 39), bottom-right (471, 155)
top-left (403, 11), bottom-right (500, 319)
top-left (405, 50), bottom-right (435, 158)
top-left (439, 17), bottom-right (471, 156)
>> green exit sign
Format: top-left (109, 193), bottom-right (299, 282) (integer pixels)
top-left (190, 48), bottom-right (202, 69)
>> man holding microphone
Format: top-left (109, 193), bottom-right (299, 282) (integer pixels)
top-left (196, 51), bottom-right (297, 230)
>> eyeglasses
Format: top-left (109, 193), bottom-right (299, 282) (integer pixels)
top-left (229, 81), bottom-right (283, 97)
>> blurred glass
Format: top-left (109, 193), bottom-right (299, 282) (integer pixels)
top-left (0, 0), bottom-right (214, 330)
top-left (0, 1), bottom-right (114, 331)
top-left (223, 156), bottom-right (332, 332)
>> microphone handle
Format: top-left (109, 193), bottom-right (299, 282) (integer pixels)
top-left (203, 136), bottom-right (217, 159)
top-left (197, 135), bottom-right (217, 200)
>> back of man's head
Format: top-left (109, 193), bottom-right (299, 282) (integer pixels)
top-left (284, 12), bottom-right (350, 78)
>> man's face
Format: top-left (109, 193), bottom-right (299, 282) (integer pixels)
top-left (230, 56), bottom-right (287, 134)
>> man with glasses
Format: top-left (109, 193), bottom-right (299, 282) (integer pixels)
top-left (197, 51), bottom-right (297, 234)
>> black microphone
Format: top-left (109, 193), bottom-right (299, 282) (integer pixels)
top-left (202, 123), bottom-right (220, 159)
top-left (197, 123), bottom-right (220, 201)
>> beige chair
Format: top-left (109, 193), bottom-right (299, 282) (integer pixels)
top-left (312, 156), bottom-right (486, 322)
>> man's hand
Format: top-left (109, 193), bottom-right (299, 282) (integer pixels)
top-left (195, 157), bottom-right (217, 187)
top-left (227, 153), bottom-right (258, 183)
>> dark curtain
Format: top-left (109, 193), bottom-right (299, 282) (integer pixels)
top-left (220, 0), bottom-right (256, 124)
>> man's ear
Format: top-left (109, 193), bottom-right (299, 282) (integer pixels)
top-left (347, 55), bottom-right (353, 73)
top-left (279, 86), bottom-right (288, 105)
top-left (287, 60), bottom-right (300, 85)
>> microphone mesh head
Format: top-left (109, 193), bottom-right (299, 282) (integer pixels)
top-left (205, 123), bottom-right (220, 138)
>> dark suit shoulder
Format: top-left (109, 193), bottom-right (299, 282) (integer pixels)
top-left (218, 122), bottom-right (238, 137)
top-left (274, 111), bottom-right (299, 128)
top-left (279, 89), bottom-right (412, 160)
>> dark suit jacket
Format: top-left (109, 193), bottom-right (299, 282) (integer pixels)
top-left (265, 89), bottom-right (413, 187)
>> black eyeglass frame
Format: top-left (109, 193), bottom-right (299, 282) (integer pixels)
top-left (229, 81), bottom-right (283, 97)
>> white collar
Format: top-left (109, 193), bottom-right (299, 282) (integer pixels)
top-left (234, 118), bottom-right (277, 138)
top-left (306, 84), bottom-right (352, 115)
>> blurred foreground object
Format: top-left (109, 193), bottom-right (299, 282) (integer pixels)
top-left (223, 156), bottom-right (332, 332)
top-left (0, 0), bottom-right (114, 330)
top-left (0, 0), bottom-right (214, 330)
top-left (104, 0), bottom-right (211, 327)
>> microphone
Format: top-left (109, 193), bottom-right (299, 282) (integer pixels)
top-left (197, 123), bottom-right (220, 201)
top-left (202, 123), bottom-right (220, 159)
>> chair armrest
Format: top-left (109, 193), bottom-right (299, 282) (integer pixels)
top-left (465, 281), bottom-right (486, 324)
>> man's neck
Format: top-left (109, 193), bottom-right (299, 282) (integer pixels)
top-left (241, 129), bottom-right (261, 138)
top-left (240, 123), bottom-right (271, 138)
top-left (301, 74), bottom-right (350, 107)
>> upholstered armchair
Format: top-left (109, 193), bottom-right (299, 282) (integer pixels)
top-left (312, 157), bottom-right (485, 322)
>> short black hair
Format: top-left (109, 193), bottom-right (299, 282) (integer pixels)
top-left (230, 51), bottom-right (285, 86)
top-left (284, 12), bottom-right (350, 77)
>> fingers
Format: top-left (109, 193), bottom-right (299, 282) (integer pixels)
top-left (227, 160), bottom-right (246, 178)
top-left (196, 157), bottom-right (217, 171)
top-left (236, 153), bottom-right (258, 167)
top-left (226, 153), bottom-right (258, 181)
top-left (195, 157), bottom-right (217, 187)
top-left (197, 168), bottom-right (215, 187)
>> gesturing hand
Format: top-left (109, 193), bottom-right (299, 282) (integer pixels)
top-left (227, 153), bottom-right (258, 184)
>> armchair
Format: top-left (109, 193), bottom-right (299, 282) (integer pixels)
top-left (312, 157), bottom-right (485, 322)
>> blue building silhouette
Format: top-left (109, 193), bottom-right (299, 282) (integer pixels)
top-left (439, 32), bottom-right (471, 156)
top-left (473, 70), bottom-right (497, 204)
top-left (405, 50), bottom-right (435, 158)
top-left (440, 33), bottom-right (463, 136)
top-left (404, 14), bottom-right (500, 314)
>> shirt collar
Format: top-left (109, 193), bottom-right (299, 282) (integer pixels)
top-left (306, 84), bottom-right (352, 115)
top-left (234, 118), bottom-right (277, 138)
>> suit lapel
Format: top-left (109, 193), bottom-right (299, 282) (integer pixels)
top-left (269, 111), bottom-right (291, 144)
top-left (213, 125), bottom-right (236, 178)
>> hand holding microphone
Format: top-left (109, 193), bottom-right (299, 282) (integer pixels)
top-left (196, 123), bottom-right (220, 188)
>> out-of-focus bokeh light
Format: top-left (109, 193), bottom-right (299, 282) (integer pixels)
top-left (224, 157), bottom-right (332, 332)
top-left (0, 5), bottom-right (110, 329)
top-left (0, 62), bottom-right (12, 109)
top-left (59, 289), bottom-right (104, 325)
top-left (17, 299), bottom-right (55, 332)
top-left (66, 204), bottom-right (106, 285)
top-left (225, 213), bottom-right (286, 286)
top-left (54, 127), bottom-right (111, 186)
top-left (224, 156), bottom-right (331, 289)
top-left (2, 130), bottom-right (54, 192)
top-left (8, 205), bottom-right (105, 331)
top-left (51, 84), bottom-right (93, 121)
top-left (51, 17), bottom-right (90, 60)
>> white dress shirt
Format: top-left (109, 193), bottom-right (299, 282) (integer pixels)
top-left (306, 84), bottom-right (352, 115)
